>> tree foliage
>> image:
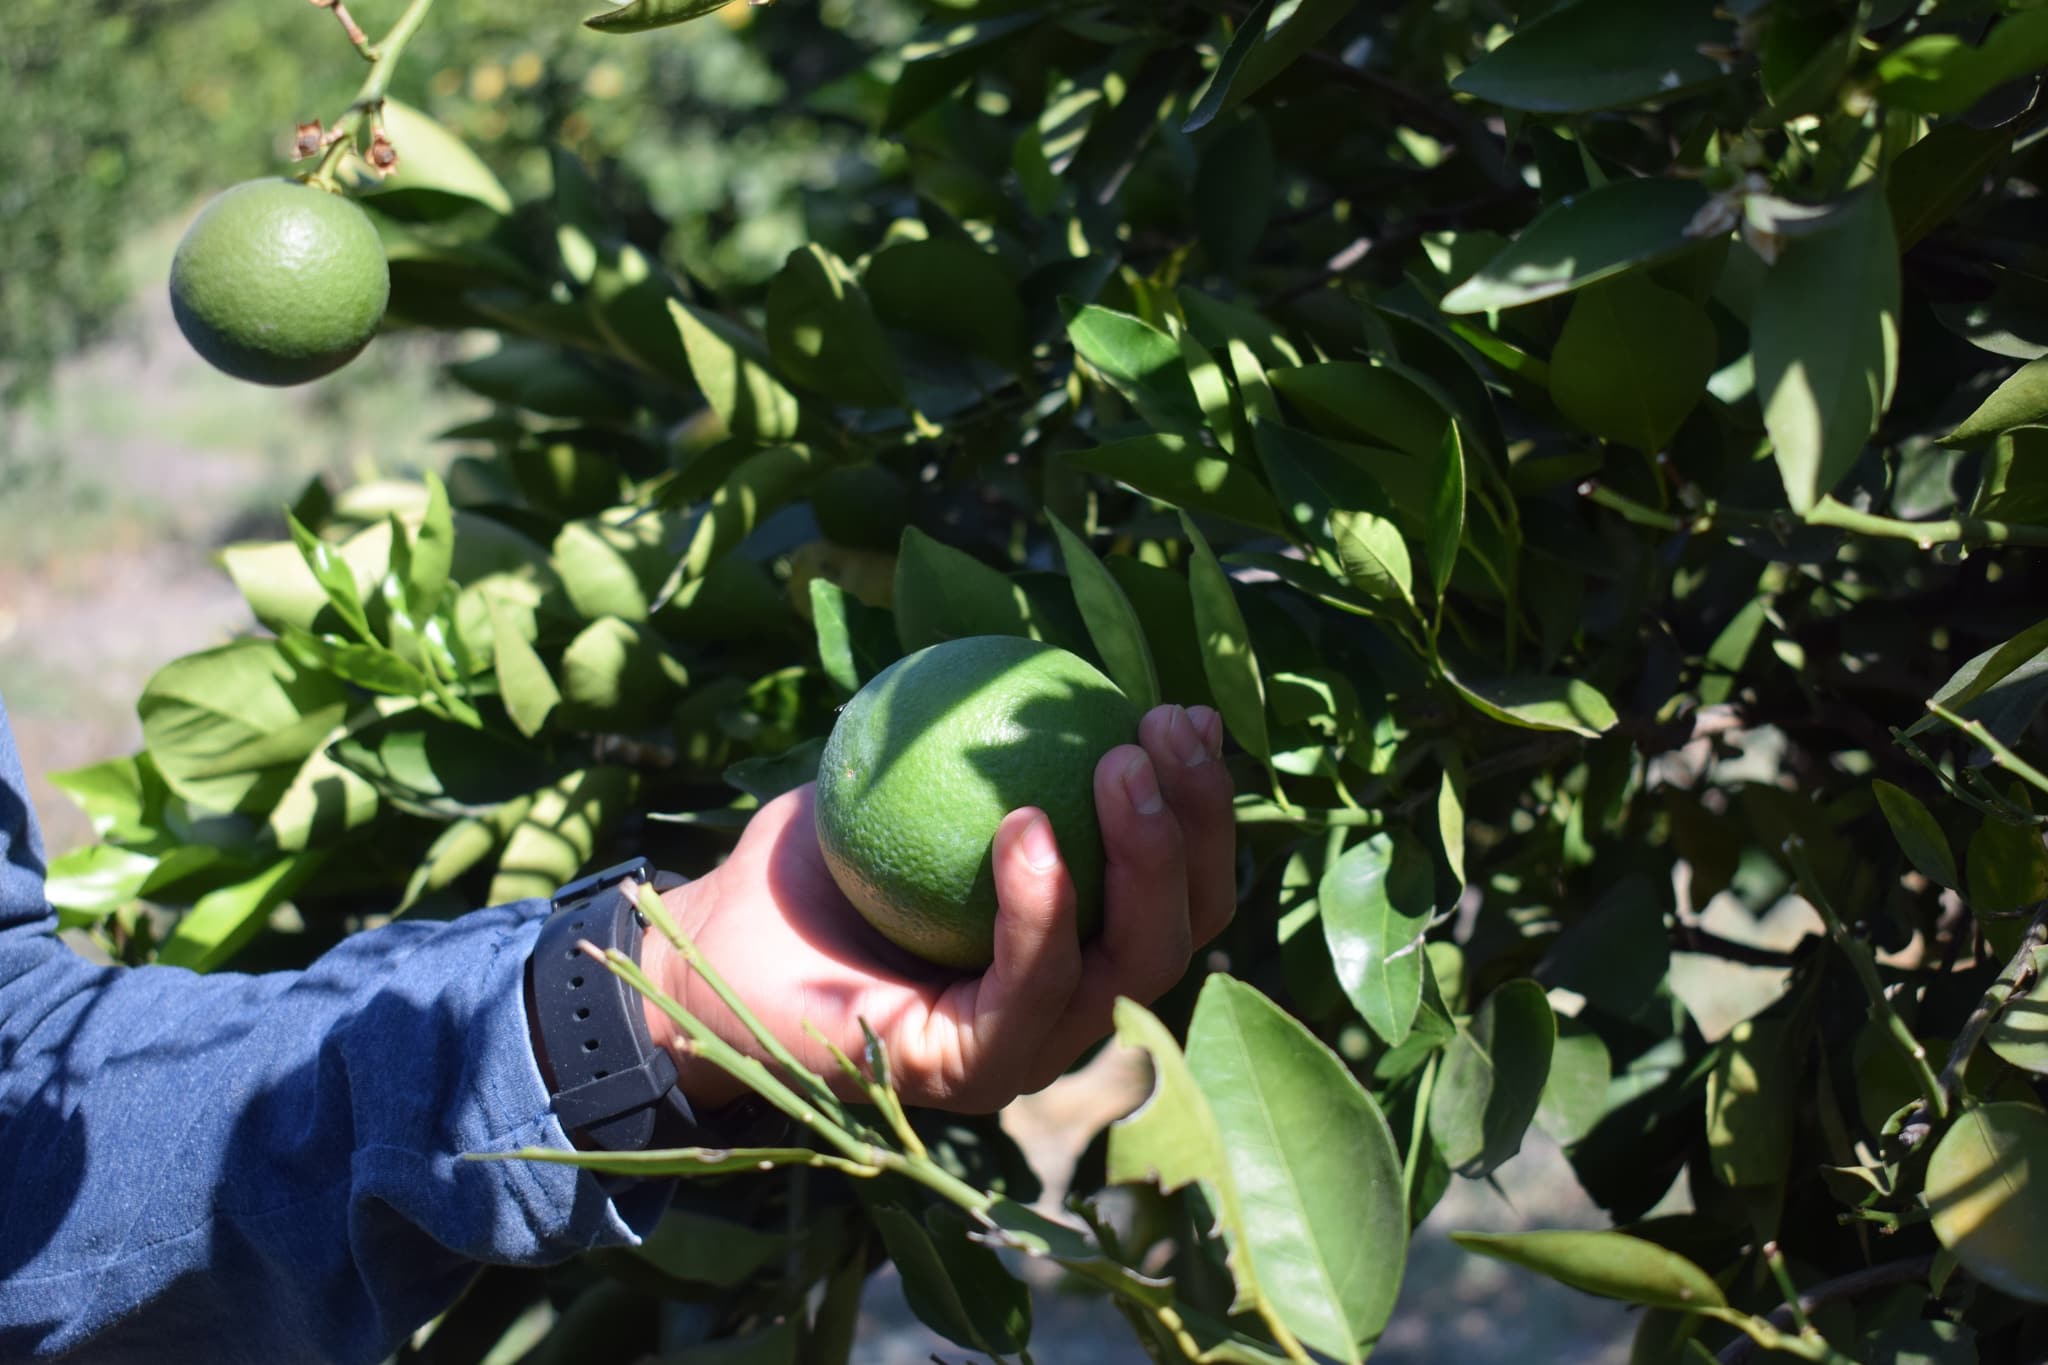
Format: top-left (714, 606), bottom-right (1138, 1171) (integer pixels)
top-left (44, 0), bottom-right (2048, 1360)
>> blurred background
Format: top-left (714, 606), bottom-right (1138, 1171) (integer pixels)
top-left (1, 2), bottom-right (1640, 1358)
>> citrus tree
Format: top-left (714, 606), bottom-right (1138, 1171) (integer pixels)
top-left (45, 0), bottom-right (2048, 1360)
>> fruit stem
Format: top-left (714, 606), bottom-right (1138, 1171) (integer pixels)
top-left (306, 0), bottom-right (438, 188)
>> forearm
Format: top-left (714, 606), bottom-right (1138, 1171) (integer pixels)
top-left (0, 903), bottom-right (667, 1364)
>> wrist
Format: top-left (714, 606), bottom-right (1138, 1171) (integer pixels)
top-left (640, 869), bottom-right (748, 1111)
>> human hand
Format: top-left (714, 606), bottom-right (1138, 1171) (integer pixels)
top-left (643, 703), bottom-right (1236, 1113)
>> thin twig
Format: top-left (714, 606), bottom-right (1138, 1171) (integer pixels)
top-left (1716, 1256), bottom-right (1937, 1365)
top-left (1907, 902), bottom-right (2048, 1134)
top-left (309, 0), bottom-right (375, 59)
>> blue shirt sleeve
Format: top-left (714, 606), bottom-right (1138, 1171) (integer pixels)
top-left (0, 695), bottom-right (669, 1364)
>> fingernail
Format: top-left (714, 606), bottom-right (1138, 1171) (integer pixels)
top-left (1021, 814), bottom-right (1061, 872)
top-left (1168, 705), bottom-right (1209, 768)
top-left (1189, 705), bottom-right (1224, 758)
top-left (1122, 753), bottom-right (1165, 815)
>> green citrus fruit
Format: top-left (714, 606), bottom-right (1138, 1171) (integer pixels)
top-left (814, 635), bottom-right (1139, 969)
top-left (169, 179), bottom-right (390, 386)
top-left (812, 463), bottom-right (911, 550)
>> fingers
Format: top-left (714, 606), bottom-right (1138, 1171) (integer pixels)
top-left (1148, 704), bottom-right (1237, 945)
top-left (906, 807), bottom-right (1084, 1110)
top-left (1093, 741), bottom-right (1195, 999)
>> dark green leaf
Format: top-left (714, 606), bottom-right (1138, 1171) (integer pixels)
top-left (893, 527), bottom-right (1036, 652)
top-left (1440, 179), bottom-right (1713, 313)
top-left (870, 1203), bottom-right (1032, 1354)
top-left (585, 0), bottom-right (739, 35)
top-left (1944, 359), bottom-right (2048, 446)
top-left (1889, 124), bottom-right (2013, 253)
top-left (1441, 666), bottom-right (1618, 738)
top-left (1873, 779), bottom-right (1959, 889)
top-left (1985, 973), bottom-right (2048, 1077)
top-left (1706, 1014), bottom-right (1798, 1187)
top-left (724, 738), bottom-right (824, 804)
top-left (667, 299), bottom-right (803, 442)
top-left (1067, 304), bottom-right (1206, 435)
top-left (1330, 508), bottom-right (1417, 618)
top-left (1181, 513), bottom-right (1271, 761)
top-left (1429, 978), bottom-right (1556, 1176)
top-left (1068, 434), bottom-right (1285, 534)
top-left (1268, 362), bottom-right (1448, 462)
top-left (1184, 0), bottom-right (1358, 131)
top-left (765, 244), bottom-right (903, 407)
top-left (865, 238), bottom-right (1028, 374)
top-left (1875, 9), bottom-right (2048, 115)
top-left (1194, 117), bottom-right (1274, 272)
top-left (1905, 618), bottom-right (2048, 739)
top-left (1549, 275), bottom-right (1716, 451)
top-left (1753, 189), bottom-right (1901, 514)
top-left (1450, 0), bottom-right (1735, 114)
top-left (1048, 511), bottom-right (1160, 712)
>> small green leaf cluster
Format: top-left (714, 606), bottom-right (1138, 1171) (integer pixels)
top-left (45, 0), bottom-right (2048, 1360)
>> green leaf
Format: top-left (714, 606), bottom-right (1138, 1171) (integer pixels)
top-left (1448, 1230), bottom-right (1727, 1312)
top-left (723, 738), bottom-right (825, 805)
top-left (1875, 9), bottom-right (2048, 116)
top-left (559, 617), bottom-right (690, 729)
top-left (1753, 189), bottom-right (1901, 514)
top-left (809, 578), bottom-right (898, 695)
top-left (1048, 512), bottom-right (1159, 713)
top-left (1106, 998), bottom-right (1271, 1318)
top-left (1319, 832), bottom-right (1434, 1047)
top-left (44, 845), bottom-right (162, 921)
top-left (1873, 779), bottom-right (1959, 890)
top-left (1549, 275), bottom-right (1716, 452)
top-left (1440, 178), bottom-right (1713, 313)
top-left (1925, 1102), bottom-right (2048, 1304)
top-left (139, 640), bottom-right (351, 816)
top-left (1706, 1014), bottom-right (1798, 1188)
top-left (882, 11), bottom-right (1042, 133)
top-left (1331, 508), bottom-right (1417, 618)
top-left (288, 514), bottom-right (375, 643)
top-left (1184, 0), bottom-right (1357, 132)
top-left (1905, 618), bottom-right (2048, 740)
top-left (487, 767), bottom-right (637, 904)
top-left (552, 513), bottom-right (676, 624)
top-left (1535, 1023), bottom-right (1612, 1147)
top-left (1888, 123), bottom-right (2013, 253)
top-left (1185, 975), bottom-right (1408, 1364)
top-left (1067, 305), bottom-right (1207, 435)
top-left (871, 1204), bottom-right (1031, 1355)
top-left (893, 527), bottom-right (1036, 652)
top-left (1268, 362), bottom-right (1448, 463)
top-left (865, 237), bottom-right (1028, 374)
top-left (49, 754), bottom-right (166, 843)
top-left (1450, 0), bottom-right (1735, 114)
top-left (1181, 513), bottom-right (1271, 762)
top-left (267, 735), bottom-right (380, 853)
top-left (676, 445), bottom-right (826, 583)
top-left (399, 801), bottom-right (526, 912)
top-left (1438, 758), bottom-right (1466, 886)
top-left (765, 244), bottom-right (903, 407)
top-left (667, 298), bottom-right (803, 443)
top-left (355, 97), bottom-right (513, 213)
top-left (1194, 116), bottom-right (1274, 273)
top-left (1985, 973), bottom-right (2048, 1077)
top-left (1441, 666), bottom-right (1617, 738)
top-left (490, 600), bottom-right (560, 739)
top-left (584, 0), bottom-right (738, 35)
top-left (1068, 434), bottom-right (1285, 534)
top-left (1423, 422), bottom-right (1465, 600)
top-left (157, 852), bottom-right (322, 972)
top-left (1944, 358), bottom-right (2048, 447)
top-left (1966, 814), bottom-right (2048, 930)
top-left (1429, 979), bottom-right (1556, 1176)
top-left (408, 471), bottom-right (455, 623)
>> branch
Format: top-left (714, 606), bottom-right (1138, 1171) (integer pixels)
top-left (1909, 902), bottom-right (2048, 1130)
top-left (1582, 481), bottom-right (2048, 551)
top-left (309, 0), bottom-right (375, 60)
top-left (1716, 1256), bottom-right (1937, 1365)
top-left (306, 0), bottom-right (439, 186)
top-left (1672, 924), bottom-right (1804, 968)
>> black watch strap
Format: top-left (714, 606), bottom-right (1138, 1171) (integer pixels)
top-left (529, 857), bottom-right (796, 1154)
top-left (530, 857), bottom-right (700, 1151)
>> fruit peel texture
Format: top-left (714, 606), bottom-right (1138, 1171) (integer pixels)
top-left (815, 635), bottom-right (1139, 969)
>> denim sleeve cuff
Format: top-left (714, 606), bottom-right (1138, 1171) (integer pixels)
top-left (340, 901), bottom-right (672, 1268)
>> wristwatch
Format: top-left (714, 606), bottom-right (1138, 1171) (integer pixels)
top-left (530, 857), bottom-right (790, 1153)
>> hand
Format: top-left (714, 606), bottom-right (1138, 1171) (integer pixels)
top-left (643, 703), bottom-right (1236, 1113)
